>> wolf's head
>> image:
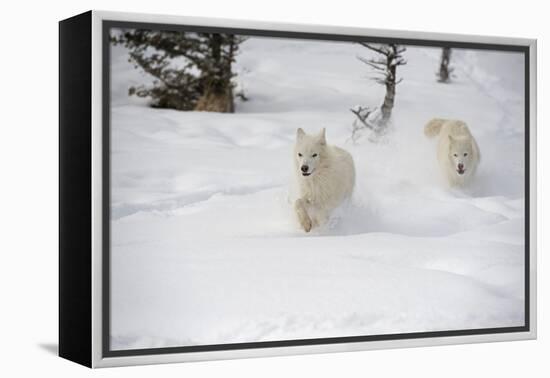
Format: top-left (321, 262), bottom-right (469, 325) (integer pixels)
top-left (294, 128), bottom-right (327, 177)
top-left (448, 135), bottom-right (474, 176)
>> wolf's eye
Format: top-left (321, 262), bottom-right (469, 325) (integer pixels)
top-left (298, 153), bottom-right (302, 157)
top-left (453, 154), bottom-right (458, 157)
top-left (312, 153), bottom-right (318, 158)
top-left (464, 153), bottom-right (468, 157)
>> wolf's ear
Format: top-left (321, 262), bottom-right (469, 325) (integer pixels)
top-left (296, 128), bottom-right (305, 140)
top-left (318, 128), bottom-right (326, 145)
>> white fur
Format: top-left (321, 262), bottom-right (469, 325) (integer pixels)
top-left (424, 118), bottom-right (481, 187)
top-left (293, 128), bottom-right (355, 232)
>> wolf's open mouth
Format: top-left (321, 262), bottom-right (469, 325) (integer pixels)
top-left (457, 168), bottom-right (465, 175)
top-left (302, 172), bottom-right (311, 177)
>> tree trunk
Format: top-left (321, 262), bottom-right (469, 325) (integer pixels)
top-left (195, 86), bottom-right (234, 112)
top-left (438, 47), bottom-right (452, 83)
top-left (194, 34), bottom-right (235, 113)
top-left (380, 60), bottom-right (396, 123)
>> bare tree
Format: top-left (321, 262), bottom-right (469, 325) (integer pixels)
top-left (351, 43), bottom-right (406, 141)
top-left (349, 106), bottom-right (378, 143)
top-left (437, 47), bottom-right (453, 83)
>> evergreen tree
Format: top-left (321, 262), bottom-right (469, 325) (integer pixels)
top-left (112, 29), bottom-right (246, 112)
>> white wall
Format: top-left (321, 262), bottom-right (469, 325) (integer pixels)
top-left (0, 0), bottom-right (546, 376)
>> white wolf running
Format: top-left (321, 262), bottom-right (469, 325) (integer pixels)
top-left (424, 118), bottom-right (481, 187)
top-left (293, 128), bottom-right (355, 232)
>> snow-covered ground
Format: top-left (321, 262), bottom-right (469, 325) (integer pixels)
top-left (109, 35), bottom-right (526, 350)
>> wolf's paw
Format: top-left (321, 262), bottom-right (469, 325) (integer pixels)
top-left (301, 217), bottom-right (312, 233)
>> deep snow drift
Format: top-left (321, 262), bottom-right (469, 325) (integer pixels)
top-left (109, 35), bottom-right (526, 350)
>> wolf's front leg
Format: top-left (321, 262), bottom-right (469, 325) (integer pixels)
top-left (312, 209), bottom-right (330, 228)
top-left (294, 198), bottom-right (312, 232)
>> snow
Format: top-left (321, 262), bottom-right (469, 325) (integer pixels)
top-left (109, 35), bottom-right (526, 350)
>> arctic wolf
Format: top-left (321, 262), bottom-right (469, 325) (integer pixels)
top-left (293, 128), bottom-right (355, 232)
top-left (424, 118), bottom-right (481, 187)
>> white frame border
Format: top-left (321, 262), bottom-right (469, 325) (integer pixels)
top-left (90, 10), bottom-right (537, 368)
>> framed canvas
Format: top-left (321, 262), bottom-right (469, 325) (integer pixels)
top-left (59, 10), bottom-right (537, 368)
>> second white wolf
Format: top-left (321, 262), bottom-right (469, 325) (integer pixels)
top-left (424, 118), bottom-right (481, 187)
top-left (293, 128), bottom-right (355, 232)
